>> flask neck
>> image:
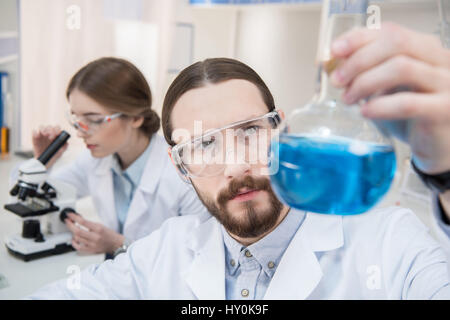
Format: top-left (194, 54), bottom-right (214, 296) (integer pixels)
top-left (314, 0), bottom-right (368, 104)
top-left (315, 64), bottom-right (343, 103)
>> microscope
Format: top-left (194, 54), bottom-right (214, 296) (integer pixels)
top-left (4, 131), bottom-right (78, 261)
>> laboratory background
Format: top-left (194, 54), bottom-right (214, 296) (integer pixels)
top-left (0, 0), bottom-right (447, 299)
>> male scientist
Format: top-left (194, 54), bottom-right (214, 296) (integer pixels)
top-left (28, 23), bottom-right (450, 299)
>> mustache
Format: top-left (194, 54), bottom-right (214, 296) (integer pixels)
top-left (217, 175), bottom-right (272, 206)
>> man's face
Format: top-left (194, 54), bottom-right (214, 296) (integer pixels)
top-left (171, 79), bottom-right (284, 239)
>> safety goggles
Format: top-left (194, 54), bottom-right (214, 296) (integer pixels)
top-left (171, 111), bottom-right (282, 178)
top-left (66, 111), bottom-right (123, 135)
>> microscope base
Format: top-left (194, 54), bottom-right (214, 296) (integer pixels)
top-left (5, 232), bottom-right (74, 262)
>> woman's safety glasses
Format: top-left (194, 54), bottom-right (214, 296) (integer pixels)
top-left (66, 111), bottom-right (123, 135)
top-left (171, 111), bottom-right (282, 178)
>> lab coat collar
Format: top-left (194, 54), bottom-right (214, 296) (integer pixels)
top-left (301, 211), bottom-right (344, 252)
top-left (134, 135), bottom-right (168, 194)
top-left (122, 135), bottom-right (170, 236)
top-left (94, 134), bottom-right (168, 194)
top-left (184, 210), bottom-right (343, 300)
top-left (264, 211), bottom-right (344, 300)
top-left (184, 214), bottom-right (226, 300)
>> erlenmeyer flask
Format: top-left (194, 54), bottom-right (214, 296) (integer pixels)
top-left (269, 0), bottom-right (397, 215)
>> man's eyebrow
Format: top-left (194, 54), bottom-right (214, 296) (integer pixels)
top-left (188, 113), bottom-right (264, 140)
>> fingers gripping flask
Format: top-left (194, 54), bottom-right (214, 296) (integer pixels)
top-left (269, 0), bottom-right (396, 215)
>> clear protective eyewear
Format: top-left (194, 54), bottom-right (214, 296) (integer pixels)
top-left (66, 111), bottom-right (123, 135)
top-left (171, 111), bottom-right (282, 178)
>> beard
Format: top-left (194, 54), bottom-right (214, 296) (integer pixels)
top-left (192, 175), bottom-right (284, 238)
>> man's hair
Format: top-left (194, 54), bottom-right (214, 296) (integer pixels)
top-left (161, 58), bottom-right (276, 146)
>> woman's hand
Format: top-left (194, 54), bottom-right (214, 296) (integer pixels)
top-left (65, 212), bottom-right (125, 255)
top-left (330, 22), bottom-right (450, 175)
top-left (32, 125), bottom-right (69, 168)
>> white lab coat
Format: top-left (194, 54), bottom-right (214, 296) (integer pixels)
top-left (12, 134), bottom-right (207, 242)
top-left (28, 205), bottom-right (450, 299)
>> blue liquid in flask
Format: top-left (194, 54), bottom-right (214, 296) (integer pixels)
top-left (269, 134), bottom-right (396, 215)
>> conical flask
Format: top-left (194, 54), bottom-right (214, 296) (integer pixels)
top-left (269, 0), bottom-right (397, 215)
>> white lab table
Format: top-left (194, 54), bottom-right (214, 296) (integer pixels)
top-left (0, 154), bottom-right (104, 300)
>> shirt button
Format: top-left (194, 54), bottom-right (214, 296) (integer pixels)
top-left (230, 259), bottom-right (236, 267)
top-left (268, 261), bottom-right (275, 269)
top-left (241, 289), bottom-right (249, 298)
top-left (244, 250), bottom-right (252, 258)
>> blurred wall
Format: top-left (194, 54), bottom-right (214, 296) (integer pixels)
top-left (20, 0), bottom-right (116, 151)
top-left (19, 0), bottom-right (175, 151)
top-left (182, 1), bottom-right (440, 115)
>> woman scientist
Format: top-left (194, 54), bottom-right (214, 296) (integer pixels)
top-left (27, 57), bottom-right (206, 259)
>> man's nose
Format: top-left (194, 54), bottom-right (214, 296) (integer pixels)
top-left (223, 162), bottom-right (251, 180)
top-left (222, 141), bottom-right (252, 179)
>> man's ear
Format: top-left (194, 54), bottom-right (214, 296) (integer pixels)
top-left (167, 147), bottom-right (191, 183)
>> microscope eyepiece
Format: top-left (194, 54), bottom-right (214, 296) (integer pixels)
top-left (37, 131), bottom-right (71, 166)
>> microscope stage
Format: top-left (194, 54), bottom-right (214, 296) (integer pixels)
top-left (4, 202), bottom-right (59, 218)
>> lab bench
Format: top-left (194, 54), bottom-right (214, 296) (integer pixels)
top-left (0, 155), bottom-right (104, 300)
